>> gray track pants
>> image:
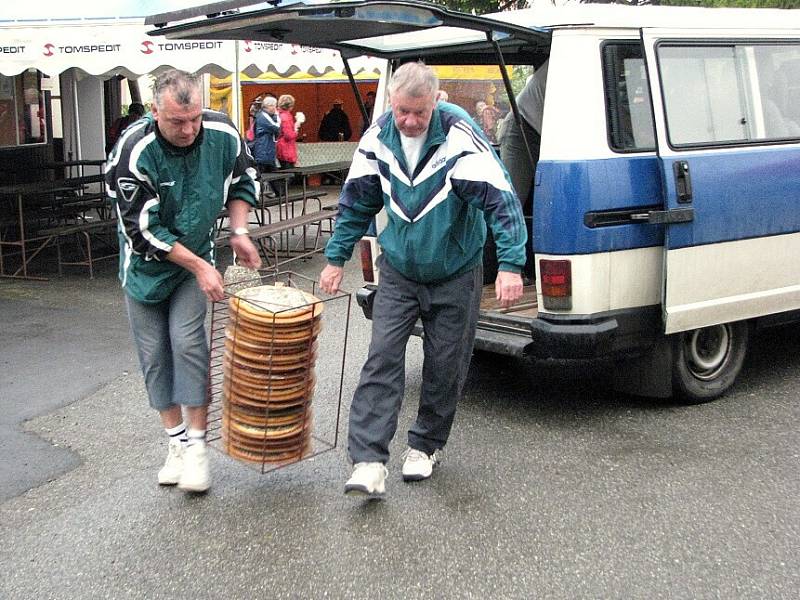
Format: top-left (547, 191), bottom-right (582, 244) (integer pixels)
top-left (347, 256), bottom-right (482, 464)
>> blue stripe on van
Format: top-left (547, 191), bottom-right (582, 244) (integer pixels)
top-left (533, 155), bottom-right (664, 255)
top-left (662, 147), bottom-right (800, 250)
top-left (534, 146), bottom-right (800, 254)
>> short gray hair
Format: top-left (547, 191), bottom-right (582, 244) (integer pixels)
top-left (153, 69), bottom-right (201, 108)
top-left (388, 62), bottom-right (438, 100)
top-left (262, 96), bottom-right (277, 108)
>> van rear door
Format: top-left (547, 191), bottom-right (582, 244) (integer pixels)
top-left (147, 1), bottom-right (549, 65)
top-left (641, 28), bottom-right (800, 334)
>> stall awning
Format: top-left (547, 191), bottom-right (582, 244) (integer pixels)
top-left (0, 19), bottom-right (384, 79)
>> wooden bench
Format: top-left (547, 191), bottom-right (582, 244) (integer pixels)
top-left (259, 190), bottom-right (328, 210)
top-left (38, 219), bottom-right (118, 278)
top-left (54, 173), bottom-right (110, 221)
top-left (216, 207), bottom-right (336, 268)
top-left (217, 191), bottom-right (331, 229)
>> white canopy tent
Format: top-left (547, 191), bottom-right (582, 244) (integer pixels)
top-left (1, 17), bottom-right (383, 159)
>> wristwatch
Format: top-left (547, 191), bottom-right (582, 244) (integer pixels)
top-left (232, 227), bottom-right (250, 237)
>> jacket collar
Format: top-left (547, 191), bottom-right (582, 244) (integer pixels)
top-left (378, 104), bottom-right (446, 175)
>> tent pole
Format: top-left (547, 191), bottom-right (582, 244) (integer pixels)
top-left (128, 78), bottom-right (141, 104)
top-left (232, 41), bottom-right (242, 131)
top-left (343, 57), bottom-right (367, 125)
top-left (71, 70), bottom-right (82, 162)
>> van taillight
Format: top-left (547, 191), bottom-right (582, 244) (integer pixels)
top-left (358, 239), bottom-right (375, 283)
top-left (539, 259), bottom-right (572, 310)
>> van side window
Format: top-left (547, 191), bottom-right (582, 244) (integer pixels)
top-left (602, 43), bottom-right (655, 152)
top-left (656, 43), bottom-right (800, 146)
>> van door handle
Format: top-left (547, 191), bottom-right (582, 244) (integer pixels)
top-left (673, 160), bottom-right (693, 203)
top-left (630, 207), bottom-right (694, 224)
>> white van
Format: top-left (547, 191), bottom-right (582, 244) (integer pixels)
top-left (150, 1), bottom-right (800, 402)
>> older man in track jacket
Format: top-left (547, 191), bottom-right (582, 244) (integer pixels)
top-left (319, 61), bottom-right (526, 499)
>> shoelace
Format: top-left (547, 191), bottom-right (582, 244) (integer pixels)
top-left (404, 448), bottom-right (436, 463)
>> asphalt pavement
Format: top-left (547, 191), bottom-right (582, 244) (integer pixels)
top-left (1, 255), bottom-right (798, 599)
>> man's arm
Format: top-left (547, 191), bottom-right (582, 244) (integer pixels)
top-left (106, 126), bottom-right (179, 261)
top-left (319, 264), bottom-right (344, 295)
top-left (447, 112), bottom-right (527, 307)
top-left (227, 199), bottom-right (261, 271)
top-left (166, 242), bottom-right (225, 302)
top-left (221, 113), bottom-right (262, 272)
top-left (319, 136), bottom-right (385, 292)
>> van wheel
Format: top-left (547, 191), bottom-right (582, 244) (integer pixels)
top-left (671, 321), bottom-right (749, 404)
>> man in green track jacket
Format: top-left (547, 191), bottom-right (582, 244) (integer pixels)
top-left (319, 62), bottom-right (526, 499)
top-left (106, 69), bottom-right (260, 494)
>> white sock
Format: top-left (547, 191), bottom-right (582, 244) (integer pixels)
top-left (186, 428), bottom-right (206, 447)
top-left (165, 423), bottom-right (188, 446)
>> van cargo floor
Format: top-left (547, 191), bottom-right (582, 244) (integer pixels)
top-left (480, 283), bottom-right (538, 317)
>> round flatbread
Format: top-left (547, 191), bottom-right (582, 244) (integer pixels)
top-left (223, 407), bottom-right (311, 433)
top-left (223, 438), bottom-right (310, 464)
top-left (222, 414), bottom-right (310, 441)
top-left (224, 338), bottom-right (317, 365)
top-left (224, 403), bottom-right (309, 428)
top-left (223, 382), bottom-right (313, 410)
top-left (222, 353), bottom-right (312, 381)
top-left (223, 349), bottom-right (317, 373)
top-left (225, 327), bottom-right (319, 353)
top-left (225, 381), bottom-right (313, 404)
top-left (227, 316), bottom-right (322, 343)
top-left (229, 284), bottom-right (323, 324)
top-left (222, 365), bottom-right (313, 393)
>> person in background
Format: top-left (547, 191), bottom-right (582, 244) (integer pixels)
top-left (318, 98), bottom-right (352, 141)
top-left (489, 59), bottom-right (549, 284)
top-left (105, 69), bottom-right (261, 494)
top-left (253, 95), bottom-right (282, 197)
top-left (106, 102), bottom-right (145, 154)
top-left (480, 101), bottom-right (501, 144)
top-left (473, 100), bottom-right (487, 130)
top-left (276, 94), bottom-right (303, 169)
top-left (362, 90), bottom-right (376, 133)
top-left (435, 89), bottom-right (449, 103)
top-left (319, 62), bottom-right (526, 500)
top-left (244, 95), bottom-right (262, 149)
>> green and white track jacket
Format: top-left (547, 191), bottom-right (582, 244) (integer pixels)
top-left (105, 111), bottom-right (258, 304)
top-left (325, 101), bottom-right (526, 283)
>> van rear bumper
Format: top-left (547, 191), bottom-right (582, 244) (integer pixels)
top-left (529, 306), bottom-right (661, 359)
top-left (529, 317), bottom-right (618, 359)
top-left (358, 284), bottom-right (659, 361)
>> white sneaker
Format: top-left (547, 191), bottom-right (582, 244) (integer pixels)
top-left (344, 462), bottom-right (388, 499)
top-left (402, 447), bottom-right (438, 482)
top-left (158, 441), bottom-right (184, 486)
top-left (178, 443), bottom-right (210, 493)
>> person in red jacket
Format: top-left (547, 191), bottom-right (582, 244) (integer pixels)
top-left (275, 94), bottom-right (304, 169)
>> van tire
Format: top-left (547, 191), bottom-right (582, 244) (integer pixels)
top-left (671, 321), bottom-right (749, 404)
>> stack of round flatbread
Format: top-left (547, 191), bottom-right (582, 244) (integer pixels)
top-left (222, 284), bottom-right (323, 464)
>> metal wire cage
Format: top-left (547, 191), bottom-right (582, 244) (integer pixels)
top-left (206, 270), bottom-right (351, 474)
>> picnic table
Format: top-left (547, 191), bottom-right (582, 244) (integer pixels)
top-left (283, 160), bottom-right (351, 210)
top-left (0, 168), bottom-right (116, 279)
top-left (216, 161), bottom-right (350, 270)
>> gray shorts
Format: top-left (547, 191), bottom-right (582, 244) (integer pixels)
top-left (124, 277), bottom-right (209, 411)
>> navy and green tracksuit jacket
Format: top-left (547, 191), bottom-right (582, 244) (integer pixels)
top-left (324, 101), bottom-right (526, 283)
top-left (105, 111), bottom-right (258, 304)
